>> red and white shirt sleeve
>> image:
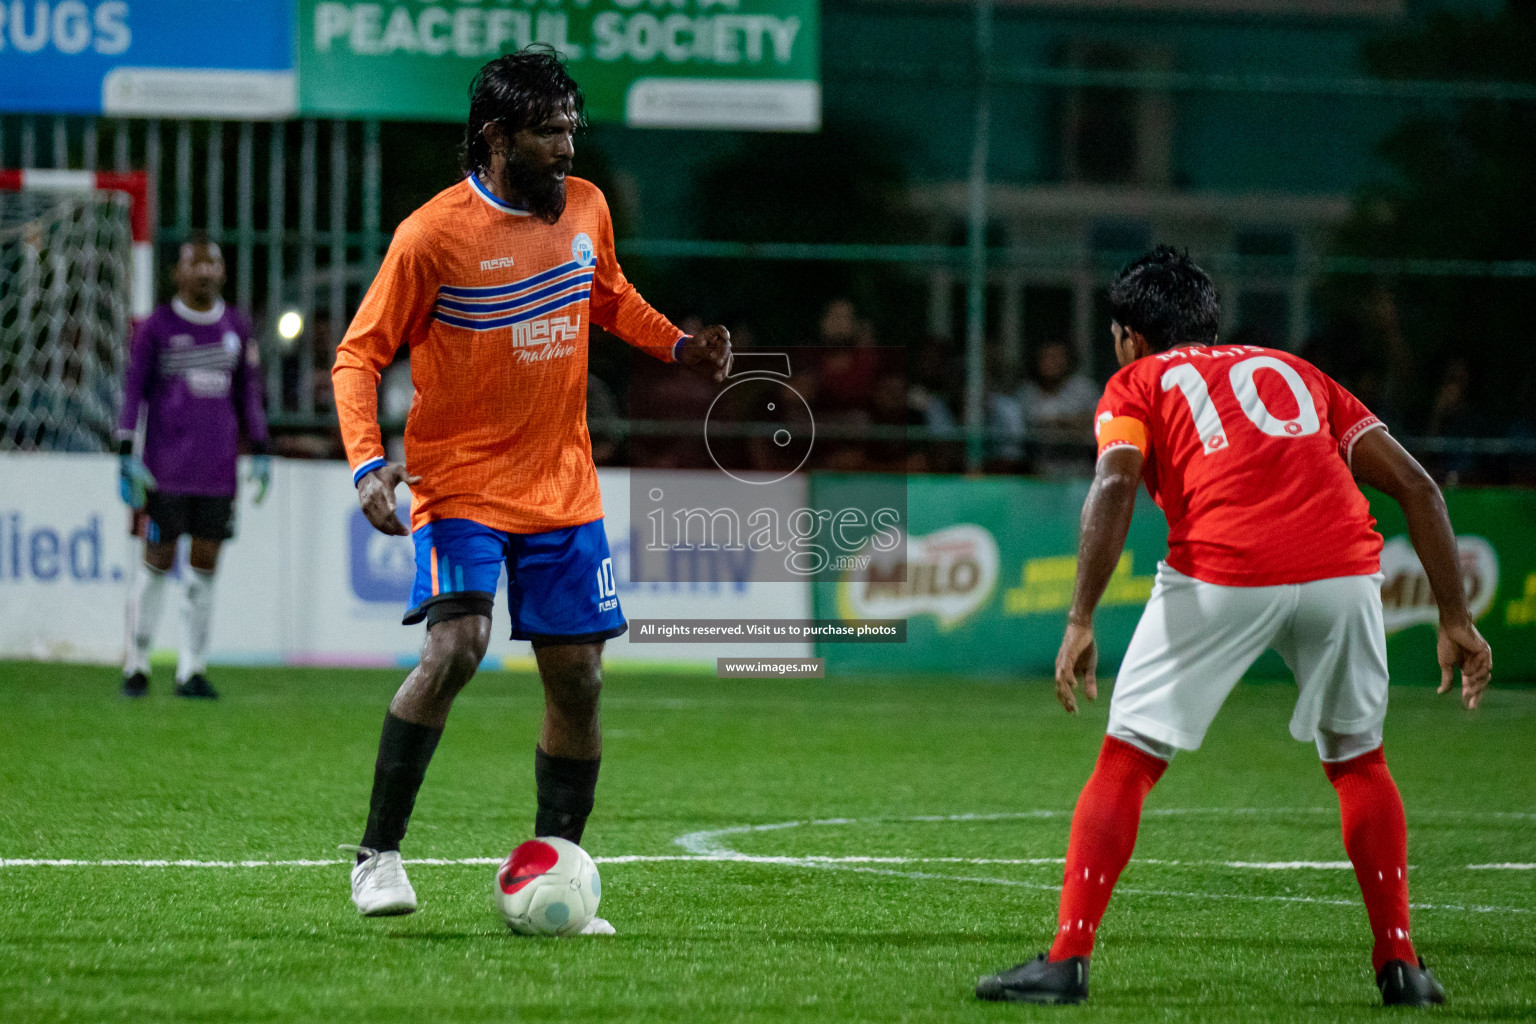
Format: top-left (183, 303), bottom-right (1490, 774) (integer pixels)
top-left (1323, 374), bottom-right (1386, 467)
top-left (1093, 369), bottom-right (1152, 461)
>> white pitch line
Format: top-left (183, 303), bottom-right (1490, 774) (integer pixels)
top-left (0, 856), bottom-right (715, 869)
top-left (722, 860), bottom-right (1530, 916)
top-left (1219, 861), bottom-right (1352, 870)
top-left (2, 854), bottom-right (1529, 916)
top-left (1, 854), bottom-right (1517, 874)
top-left (0, 858), bottom-right (347, 868)
top-left (672, 811), bottom-right (1536, 916)
top-left (0, 853), bottom-right (1308, 872)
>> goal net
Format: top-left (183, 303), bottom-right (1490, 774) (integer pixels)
top-left (0, 170), bottom-right (152, 453)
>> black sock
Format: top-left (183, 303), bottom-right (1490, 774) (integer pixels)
top-left (359, 712), bottom-right (443, 860)
top-left (534, 747), bottom-right (601, 844)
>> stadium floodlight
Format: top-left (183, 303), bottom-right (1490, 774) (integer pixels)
top-left (277, 310), bottom-right (304, 346)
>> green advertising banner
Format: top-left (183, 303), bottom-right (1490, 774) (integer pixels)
top-left (298, 0), bottom-right (820, 128)
top-left (812, 475), bottom-right (1171, 677)
top-left (814, 475), bottom-right (1536, 684)
top-left (1367, 487), bottom-right (1536, 684)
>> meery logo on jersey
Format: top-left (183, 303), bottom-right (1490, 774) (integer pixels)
top-left (512, 314), bottom-right (580, 348)
top-left (512, 315), bottom-right (581, 363)
top-left (480, 256), bottom-right (515, 271)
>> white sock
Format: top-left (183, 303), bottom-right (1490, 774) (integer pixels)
top-left (176, 568), bottom-right (217, 683)
top-left (124, 562), bottom-right (168, 677)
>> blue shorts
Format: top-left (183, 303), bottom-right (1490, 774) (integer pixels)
top-left (404, 518), bottom-right (625, 646)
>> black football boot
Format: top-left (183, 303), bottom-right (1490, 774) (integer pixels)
top-left (121, 672), bottom-right (148, 698)
top-left (1378, 958), bottom-right (1446, 1007)
top-left (174, 674), bottom-right (220, 699)
top-left (976, 953), bottom-right (1089, 1004)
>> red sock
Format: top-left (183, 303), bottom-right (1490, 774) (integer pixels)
top-left (1324, 746), bottom-right (1417, 972)
top-left (1048, 736), bottom-right (1168, 961)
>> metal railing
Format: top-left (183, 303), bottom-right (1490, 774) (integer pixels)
top-left (4, 30), bottom-right (1535, 469)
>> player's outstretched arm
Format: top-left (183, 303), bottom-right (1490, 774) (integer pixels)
top-left (1055, 446), bottom-right (1144, 713)
top-left (1350, 428), bottom-right (1492, 709)
top-left (357, 463), bottom-right (422, 537)
top-left (677, 326), bottom-right (733, 383)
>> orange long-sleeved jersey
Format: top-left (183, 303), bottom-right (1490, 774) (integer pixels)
top-left (334, 174), bottom-right (682, 533)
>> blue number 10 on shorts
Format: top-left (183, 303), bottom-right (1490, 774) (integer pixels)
top-left (404, 518), bottom-right (626, 646)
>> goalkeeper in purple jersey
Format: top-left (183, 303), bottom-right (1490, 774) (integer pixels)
top-left (116, 236), bottom-right (270, 699)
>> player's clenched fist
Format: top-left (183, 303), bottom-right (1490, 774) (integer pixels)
top-left (678, 325), bottom-right (733, 383)
top-left (357, 463), bottom-right (421, 537)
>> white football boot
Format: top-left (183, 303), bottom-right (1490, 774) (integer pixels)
top-left (342, 845), bottom-right (418, 917)
top-left (577, 917), bottom-right (616, 936)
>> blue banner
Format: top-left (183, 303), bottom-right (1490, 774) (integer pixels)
top-left (0, 0), bottom-right (295, 118)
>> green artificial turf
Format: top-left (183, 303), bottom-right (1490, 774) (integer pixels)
top-left (1, 662), bottom-right (1532, 1023)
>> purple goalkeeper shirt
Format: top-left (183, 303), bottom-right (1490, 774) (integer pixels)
top-left (116, 297), bottom-right (269, 497)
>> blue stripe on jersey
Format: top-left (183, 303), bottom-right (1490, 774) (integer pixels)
top-left (352, 457), bottom-right (387, 485)
top-left (438, 260), bottom-right (585, 300)
top-left (434, 270), bottom-right (594, 316)
top-left (432, 290), bottom-right (591, 332)
top-left (466, 172), bottom-right (531, 214)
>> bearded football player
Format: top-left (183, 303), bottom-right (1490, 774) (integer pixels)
top-left (976, 248), bottom-right (1492, 1007)
top-left (331, 48), bottom-right (731, 930)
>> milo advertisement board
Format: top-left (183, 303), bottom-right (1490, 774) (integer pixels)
top-left (1366, 487), bottom-right (1536, 683)
top-left (814, 475), bottom-right (1536, 683)
top-left (812, 475), bottom-right (1168, 677)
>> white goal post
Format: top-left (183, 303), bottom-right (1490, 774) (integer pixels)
top-left (0, 169), bottom-right (153, 452)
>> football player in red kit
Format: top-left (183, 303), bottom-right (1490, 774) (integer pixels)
top-left (976, 248), bottom-right (1491, 1007)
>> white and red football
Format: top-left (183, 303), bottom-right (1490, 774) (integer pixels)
top-left (494, 837), bottom-right (601, 936)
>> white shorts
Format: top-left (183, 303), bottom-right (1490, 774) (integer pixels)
top-left (1107, 563), bottom-right (1389, 759)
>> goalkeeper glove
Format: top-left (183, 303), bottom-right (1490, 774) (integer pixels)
top-left (118, 454), bottom-right (156, 510)
top-left (250, 454), bottom-right (272, 505)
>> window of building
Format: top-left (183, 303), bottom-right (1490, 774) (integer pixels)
top-left (1053, 41), bottom-right (1174, 188)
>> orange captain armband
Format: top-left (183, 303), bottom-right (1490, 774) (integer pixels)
top-left (1095, 414), bottom-right (1149, 460)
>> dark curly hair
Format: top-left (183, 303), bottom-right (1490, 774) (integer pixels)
top-left (462, 46), bottom-right (586, 176)
top-left (1108, 246), bottom-right (1220, 352)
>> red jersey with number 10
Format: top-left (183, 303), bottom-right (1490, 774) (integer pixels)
top-left (1093, 345), bottom-right (1386, 586)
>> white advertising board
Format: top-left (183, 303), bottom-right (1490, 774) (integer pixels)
top-left (0, 454), bottom-right (811, 668)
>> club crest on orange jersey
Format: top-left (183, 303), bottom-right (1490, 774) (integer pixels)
top-left (571, 232), bottom-right (594, 267)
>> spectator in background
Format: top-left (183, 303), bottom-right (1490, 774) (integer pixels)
top-left (724, 318), bottom-right (760, 353)
top-left (814, 298), bottom-right (881, 412)
top-left (866, 370), bottom-right (913, 471)
top-left (1304, 287), bottom-right (1413, 433)
top-left (1019, 339), bottom-right (1098, 478)
top-left (908, 380), bottom-right (957, 434)
top-left (1428, 358), bottom-right (1480, 439)
top-left (909, 334), bottom-right (964, 472)
top-left (985, 349), bottom-right (1026, 473)
top-left (1363, 285), bottom-right (1414, 432)
top-left (1426, 357), bottom-right (1483, 485)
top-left (627, 314), bottom-right (717, 468)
